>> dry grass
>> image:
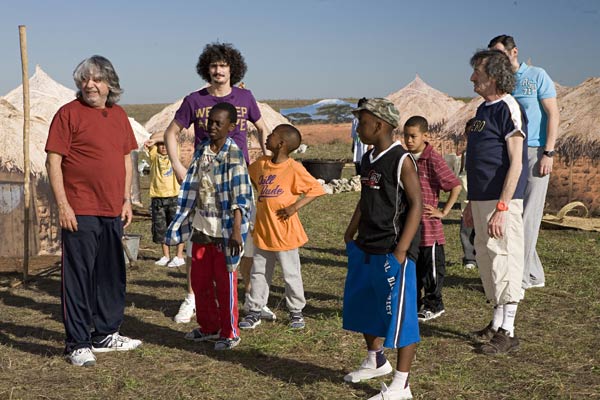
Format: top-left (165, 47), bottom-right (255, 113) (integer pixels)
top-left (1, 148), bottom-right (599, 400)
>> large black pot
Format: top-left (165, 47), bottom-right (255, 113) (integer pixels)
top-left (301, 159), bottom-right (344, 183)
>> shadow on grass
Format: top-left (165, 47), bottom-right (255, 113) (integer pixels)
top-left (443, 274), bottom-right (485, 292)
top-left (0, 322), bottom-right (63, 355)
top-left (0, 290), bottom-right (62, 324)
top-left (302, 246), bottom-right (347, 258)
top-left (300, 255), bottom-right (347, 268)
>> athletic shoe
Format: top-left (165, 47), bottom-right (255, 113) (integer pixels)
top-left (417, 308), bottom-right (445, 321)
top-left (65, 347), bottom-right (96, 367)
top-left (184, 328), bottom-right (220, 342)
top-left (479, 328), bottom-right (519, 355)
top-left (239, 311), bottom-right (262, 330)
top-left (91, 332), bottom-right (142, 353)
top-left (367, 382), bottom-right (413, 400)
top-left (260, 305), bottom-right (277, 321)
top-left (214, 336), bottom-right (241, 351)
top-left (344, 358), bottom-right (393, 383)
top-left (174, 297), bottom-right (195, 323)
top-left (167, 256), bottom-right (185, 268)
top-left (464, 263), bottom-right (477, 270)
top-left (155, 256), bottom-right (170, 266)
top-left (289, 312), bottom-right (306, 329)
top-left (471, 321), bottom-right (497, 342)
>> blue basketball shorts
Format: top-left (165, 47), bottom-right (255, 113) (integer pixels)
top-left (342, 240), bottom-right (420, 349)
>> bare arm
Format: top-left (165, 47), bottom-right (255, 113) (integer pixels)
top-left (162, 120), bottom-right (186, 182)
top-left (276, 195), bottom-right (320, 221)
top-left (121, 153), bottom-right (133, 228)
top-left (425, 184), bottom-right (462, 219)
top-left (253, 118), bottom-right (269, 155)
top-left (228, 208), bottom-right (243, 257)
top-left (46, 152), bottom-right (78, 232)
top-left (394, 156), bottom-right (423, 263)
top-left (539, 97), bottom-right (560, 175)
top-left (488, 134), bottom-right (524, 238)
top-left (344, 201), bottom-right (362, 243)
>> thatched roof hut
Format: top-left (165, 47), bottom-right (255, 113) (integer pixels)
top-left (386, 75), bottom-right (465, 130)
top-left (0, 99), bottom-right (50, 175)
top-left (555, 77), bottom-right (600, 163)
top-left (0, 100), bottom-right (59, 256)
top-left (2, 65), bottom-right (75, 124)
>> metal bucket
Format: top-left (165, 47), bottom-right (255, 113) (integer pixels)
top-left (122, 234), bottom-right (142, 264)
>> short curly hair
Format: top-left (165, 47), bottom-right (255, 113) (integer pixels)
top-left (470, 49), bottom-right (515, 94)
top-left (196, 42), bottom-right (247, 85)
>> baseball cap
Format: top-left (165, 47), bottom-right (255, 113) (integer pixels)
top-left (352, 98), bottom-right (400, 128)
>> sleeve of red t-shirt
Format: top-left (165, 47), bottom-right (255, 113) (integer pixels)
top-left (45, 106), bottom-right (73, 156)
top-left (123, 113), bottom-right (138, 154)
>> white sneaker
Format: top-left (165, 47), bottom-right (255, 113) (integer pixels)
top-left (464, 263), bottom-right (476, 270)
top-left (343, 358), bottom-right (392, 383)
top-left (174, 297), bottom-right (196, 323)
top-left (167, 256), bottom-right (185, 268)
top-left (260, 305), bottom-right (277, 321)
top-left (65, 347), bottom-right (96, 367)
top-left (367, 382), bottom-right (413, 400)
top-left (155, 256), bottom-right (170, 266)
top-left (91, 332), bottom-right (142, 353)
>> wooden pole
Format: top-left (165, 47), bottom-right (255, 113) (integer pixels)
top-left (19, 25), bottom-right (31, 283)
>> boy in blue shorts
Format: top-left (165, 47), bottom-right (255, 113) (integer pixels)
top-left (343, 98), bottom-right (423, 400)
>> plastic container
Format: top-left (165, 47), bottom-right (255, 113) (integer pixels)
top-left (301, 159), bottom-right (345, 183)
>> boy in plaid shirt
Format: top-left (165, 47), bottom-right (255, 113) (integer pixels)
top-left (403, 116), bottom-right (461, 321)
top-left (166, 102), bottom-right (253, 350)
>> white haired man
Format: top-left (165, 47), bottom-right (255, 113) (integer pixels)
top-left (46, 55), bottom-right (142, 366)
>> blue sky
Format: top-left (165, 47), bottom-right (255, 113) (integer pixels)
top-left (1, 0), bottom-right (599, 104)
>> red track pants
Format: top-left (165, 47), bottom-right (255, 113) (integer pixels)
top-left (190, 243), bottom-right (239, 339)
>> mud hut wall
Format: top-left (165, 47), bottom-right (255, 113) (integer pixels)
top-left (547, 157), bottom-right (600, 216)
top-left (35, 177), bottom-right (61, 255)
top-left (424, 137), bottom-right (600, 216)
top-left (0, 171), bottom-right (40, 257)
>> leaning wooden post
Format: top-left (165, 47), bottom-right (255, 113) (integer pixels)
top-left (19, 25), bottom-right (31, 283)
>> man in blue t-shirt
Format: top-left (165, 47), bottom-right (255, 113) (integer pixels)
top-left (489, 35), bottom-right (560, 290)
top-left (463, 49), bottom-right (527, 355)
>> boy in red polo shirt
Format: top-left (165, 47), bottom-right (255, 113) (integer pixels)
top-left (403, 116), bottom-right (462, 321)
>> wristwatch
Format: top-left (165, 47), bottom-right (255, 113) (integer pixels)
top-left (496, 201), bottom-right (509, 212)
top-left (543, 150), bottom-right (556, 157)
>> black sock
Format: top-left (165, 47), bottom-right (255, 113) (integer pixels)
top-left (375, 349), bottom-right (387, 368)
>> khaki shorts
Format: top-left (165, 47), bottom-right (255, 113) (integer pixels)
top-left (471, 199), bottom-right (525, 305)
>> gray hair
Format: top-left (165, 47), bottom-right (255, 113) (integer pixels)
top-left (470, 49), bottom-right (515, 94)
top-left (73, 55), bottom-right (123, 106)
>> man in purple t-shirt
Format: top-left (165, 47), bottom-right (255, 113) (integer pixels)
top-left (149, 42), bottom-right (269, 179)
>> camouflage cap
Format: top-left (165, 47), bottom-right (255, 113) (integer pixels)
top-left (352, 98), bottom-right (400, 128)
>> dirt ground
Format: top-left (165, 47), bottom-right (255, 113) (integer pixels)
top-left (296, 123), bottom-right (352, 144)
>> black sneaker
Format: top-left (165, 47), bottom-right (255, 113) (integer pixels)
top-left (239, 311), bottom-right (262, 330)
top-left (289, 312), bottom-right (305, 329)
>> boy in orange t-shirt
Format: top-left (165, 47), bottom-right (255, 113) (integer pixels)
top-left (240, 124), bottom-right (325, 330)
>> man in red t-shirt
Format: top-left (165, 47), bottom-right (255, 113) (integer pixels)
top-left (45, 55), bottom-right (142, 367)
